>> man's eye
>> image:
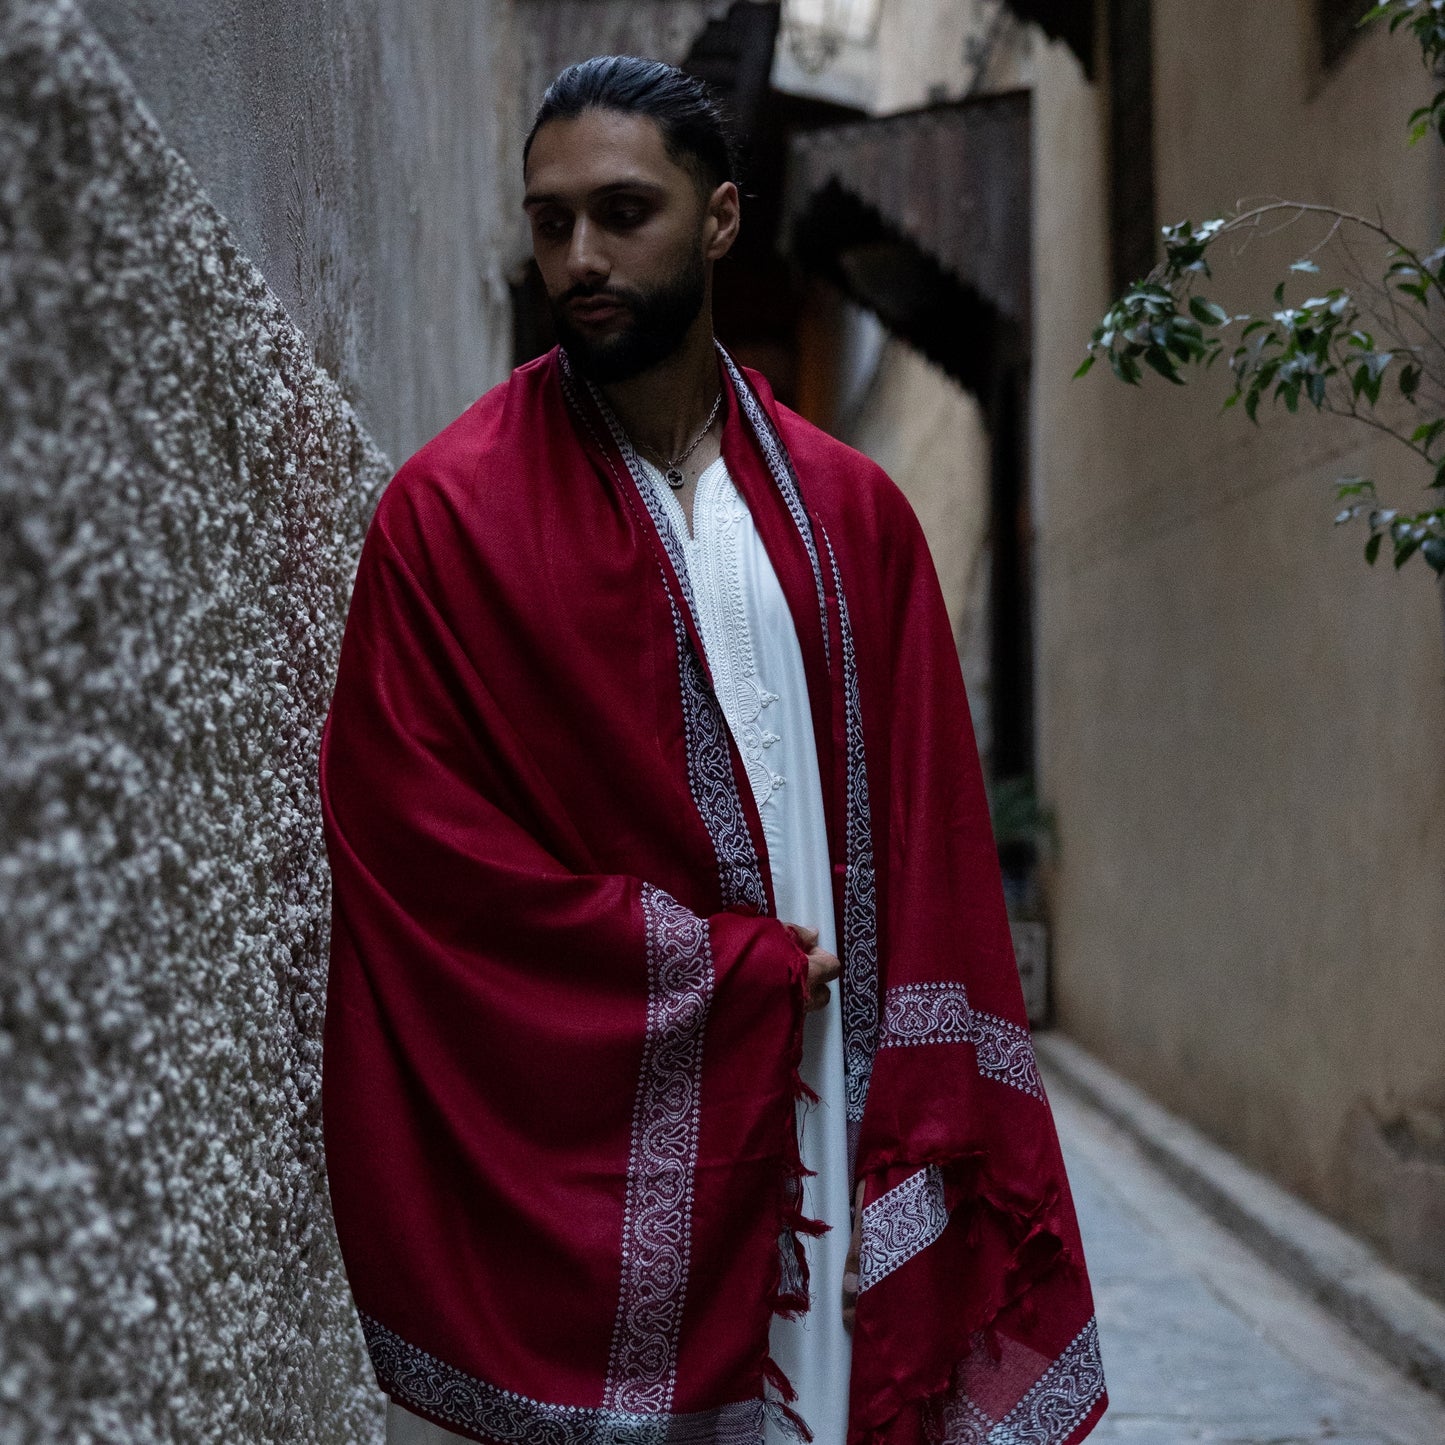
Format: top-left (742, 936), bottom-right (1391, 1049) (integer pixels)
top-left (607, 206), bottom-right (646, 229)
top-left (535, 216), bottom-right (570, 240)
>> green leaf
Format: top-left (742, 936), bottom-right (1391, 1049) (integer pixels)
top-left (1335, 477), bottom-right (1376, 499)
top-left (1245, 389), bottom-right (1261, 423)
top-left (1422, 537), bottom-right (1445, 575)
top-left (1167, 334), bottom-right (1196, 363)
top-left (1394, 535), bottom-right (1421, 569)
top-left (1143, 347), bottom-right (1186, 384)
top-left (1073, 355), bottom-right (1096, 379)
top-left (1365, 531), bottom-right (1383, 565)
top-left (1290, 258), bottom-right (1321, 273)
top-left (1274, 281), bottom-right (1286, 306)
top-left (1188, 296), bottom-right (1230, 326)
top-left (1400, 364), bottom-right (1421, 399)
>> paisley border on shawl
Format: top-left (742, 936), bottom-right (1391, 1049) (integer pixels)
top-left (939, 1318), bottom-right (1105, 1445)
top-left (879, 982), bottom-right (1044, 1101)
top-left (715, 346), bottom-right (830, 667)
top-left (858, 1164), bottom-right (949, 1293)
top-left (819, 533), bottom-right (880, 1135)
top-left (363, 1313), bottom-right (767, 1445)
top-left (671, 600), bottom-right (768, 912)
top-left (603, 885), bottom-right (715, 1415)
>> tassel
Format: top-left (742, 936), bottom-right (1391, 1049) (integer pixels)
top-left (763, 1359), bottom-right (814, 1444)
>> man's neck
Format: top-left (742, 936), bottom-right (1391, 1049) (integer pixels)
top-left (599, 314), bottom-right (723, 463)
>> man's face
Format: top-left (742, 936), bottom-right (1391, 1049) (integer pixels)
top-left (523, 108), bottom-right (739, 383)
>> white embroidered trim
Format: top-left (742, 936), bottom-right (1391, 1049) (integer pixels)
top-left (604, 885), bottom-right (715, 1414)
top-left (640, 459), bottom-right (788, 814)
top-left (879, 983), bottom-right (1044, 1101)
top-left (363, 1314), bottom-right (767, 1445)
top-left (858, 1164), bottom-right (949, 1293)
top-left (940, 1318), bottom-right (1105, 1445)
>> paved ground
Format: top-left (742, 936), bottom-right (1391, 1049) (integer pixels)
top-left (1048, 1070), bottom-right (1445, 1445)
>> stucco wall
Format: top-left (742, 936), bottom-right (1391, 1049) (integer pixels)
top-left (82, 0), bottom-right (726, 467)
top-left (0, 2), bottom-right (722, 1441)
top-left (1031, 4), bottom-right (1445, 1295)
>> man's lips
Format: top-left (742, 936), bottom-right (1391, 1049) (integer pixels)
top-left (567, 295), bottom-right (627, 324)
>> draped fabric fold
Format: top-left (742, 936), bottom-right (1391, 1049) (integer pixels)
top-left (320, 346), bottom-right (1105, 1445)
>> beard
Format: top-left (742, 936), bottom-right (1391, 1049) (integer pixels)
top-left (551, 244), bottom-right (707, 385)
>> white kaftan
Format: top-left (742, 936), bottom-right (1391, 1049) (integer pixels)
top-left (386, 455), bottom-right (851, 1445)
top-left (641, 456), bottom-right (852, 1445)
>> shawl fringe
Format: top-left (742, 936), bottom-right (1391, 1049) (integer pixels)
top-left (852, 1151), bottom-right (1098, 1445)
top-left (761, 945), bottom-right (829, 1443)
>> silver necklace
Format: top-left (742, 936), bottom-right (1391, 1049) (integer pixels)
top-left (633, 391), bottom-right (724, 489)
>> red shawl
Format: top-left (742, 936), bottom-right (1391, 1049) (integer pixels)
top-left (320, 345), bottom-right (1105, 1445)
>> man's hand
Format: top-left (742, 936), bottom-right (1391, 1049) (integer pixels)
top-left (783, 923), bottom-right (841, 1012)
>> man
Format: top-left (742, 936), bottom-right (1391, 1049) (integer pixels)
top-left (320, 56), bottom-right (1105, 1445)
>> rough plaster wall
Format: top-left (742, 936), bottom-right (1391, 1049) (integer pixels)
top-left (1030, 9), bottom-right (1445, 1297)
top-left (0, 3), bottom-right (389, 1439)
top-left (81, 0), bottom-right (729, 466)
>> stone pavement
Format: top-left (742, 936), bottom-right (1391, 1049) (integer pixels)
top-left (1047, 1068), bottom-right (1445, 1444)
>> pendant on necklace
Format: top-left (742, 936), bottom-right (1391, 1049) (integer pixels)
top-left (665, 467), bottom-right (685, 489)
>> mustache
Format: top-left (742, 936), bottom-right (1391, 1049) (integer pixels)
top-left (558, 282), bottom-right (638, 308)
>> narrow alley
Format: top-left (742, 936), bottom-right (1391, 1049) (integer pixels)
top-left (1048, 1060), bottom-right (1445, 1444)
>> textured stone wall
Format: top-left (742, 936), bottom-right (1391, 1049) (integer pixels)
top-left (0, 3), bottom-right (729, 1440)
top-left (0, 4), bottom-right (388, 1440)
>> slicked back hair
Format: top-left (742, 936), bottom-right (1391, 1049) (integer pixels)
top-left (523, 55), bottom-right (741, 193)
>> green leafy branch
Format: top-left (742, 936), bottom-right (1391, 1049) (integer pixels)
top-left (1074, 1), bottom-right (1445, 576)
top-left (1366, 0), bottom-right (1445, 144)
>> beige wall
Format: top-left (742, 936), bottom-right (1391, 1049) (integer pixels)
top-left (1032, 2), bottom-right (1445, 1295)
top-left (844, 338), bottom-right (995, 752)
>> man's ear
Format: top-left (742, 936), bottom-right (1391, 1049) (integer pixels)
top-left (703, 180), bottom-right (741, 261)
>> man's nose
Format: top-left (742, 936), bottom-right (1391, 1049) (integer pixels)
top-left (565, 218), bottom-right (608, 286)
